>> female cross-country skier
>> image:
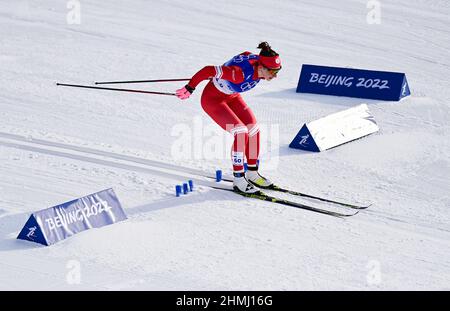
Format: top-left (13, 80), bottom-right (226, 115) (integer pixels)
top-left (176, 42), bottom-right (282, 194)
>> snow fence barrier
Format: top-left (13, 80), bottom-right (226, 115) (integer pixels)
top-left (17, 188), bottom-right (127, 246)
top-left (297, 64), bottom-right (410, 101)
top-left (289, 104), bottom-right (379, 152)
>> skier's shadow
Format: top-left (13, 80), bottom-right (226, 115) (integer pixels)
top-left (127, 187), bottom-right (238, 215)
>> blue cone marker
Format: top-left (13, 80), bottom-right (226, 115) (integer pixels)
top-left (188, 180), bottom-right (194, 191)
top-left (175, 185), bottom-right (182, 197)
top-left (183, 183), bottom-right (189, 194)
top-left (216, 170), bottom-right (222, 182)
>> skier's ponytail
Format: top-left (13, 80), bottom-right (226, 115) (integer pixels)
top-left (257, 41), bottom-right (279, 57)
top-left (257, 42), bottom-right (281, 70)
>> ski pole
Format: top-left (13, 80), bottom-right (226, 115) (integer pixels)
top-left (94, 78), bottom-right (190, 85)
top-left (56, 83), bottom-right (176, 96)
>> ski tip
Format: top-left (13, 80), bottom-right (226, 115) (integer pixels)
top-left (353, 203), bottom-right (372, 210)
top-left (335, 210), bottom-right (360, 217)
top-left (348, 210), bottom-right (360, 217)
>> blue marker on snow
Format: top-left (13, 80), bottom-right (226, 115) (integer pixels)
top-left (216, 170), bottom-right (222, 182)
top-left (188, 180), bottom-right (194, 191)
top-left (175, 185), bottom-right (182, 197)
top-left (183, 183), bottom-right (189, 194)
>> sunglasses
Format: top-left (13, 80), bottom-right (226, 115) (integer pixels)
top-left (264, 66), bottom-right (281, 75)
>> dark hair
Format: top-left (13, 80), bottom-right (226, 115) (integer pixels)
top-left (257, 42), bottom-right (278, 57)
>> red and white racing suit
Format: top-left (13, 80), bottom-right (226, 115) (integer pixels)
top-left (187, 53), bottom-right (261, 173)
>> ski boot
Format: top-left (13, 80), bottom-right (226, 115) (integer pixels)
top-left (233, 172), bottom-right (261, 194)
top-left (246, 165), bottom-right (274, 189)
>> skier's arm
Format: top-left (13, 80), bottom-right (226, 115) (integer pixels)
top-left (188, 65), bottom-right (245, 88)
top-left (176, 65), bottom-right (244, 99)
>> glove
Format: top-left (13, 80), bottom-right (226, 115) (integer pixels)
top-left (176, 85), bottom-right (195, 100)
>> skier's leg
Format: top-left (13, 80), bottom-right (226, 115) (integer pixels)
top-left (201, 83), bottom-right (259, 193)
top-left (226, 94), bottom-right (259, 167)
top-left (201, 83), bottom-right (248, 173)
top-left (227, 94), bottom-right (273, 188)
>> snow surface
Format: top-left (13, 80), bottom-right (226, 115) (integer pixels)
top-left (1, 0), bottom-right (449, 290)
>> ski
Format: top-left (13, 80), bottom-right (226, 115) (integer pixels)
top-left (261, 184), bottom-right (371, 210)
top-left (209, 176), bottom-right (370, 210)
top-left (211, 186), bottom-right (358, 218)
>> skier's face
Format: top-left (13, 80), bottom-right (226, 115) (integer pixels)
top-left (259, 66), bottom-right (280, 81)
